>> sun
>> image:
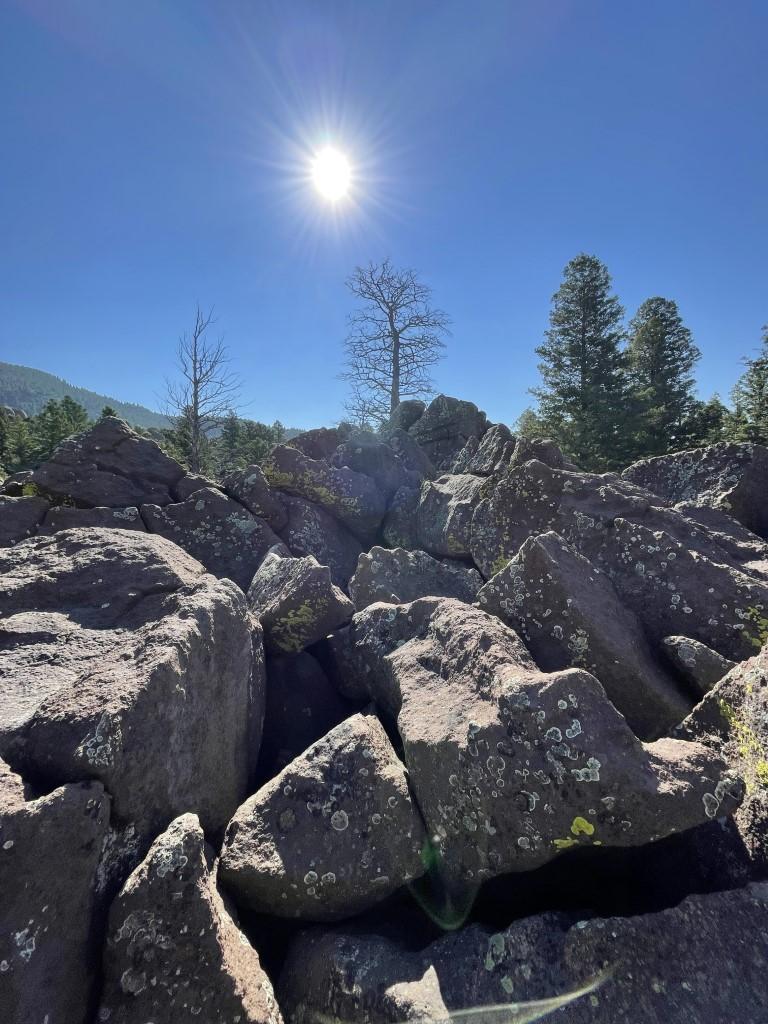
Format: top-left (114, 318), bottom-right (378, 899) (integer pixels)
top-left (311, 147), bottom-right (351, 201)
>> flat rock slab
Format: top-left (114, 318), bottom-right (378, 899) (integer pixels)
top-left (350, 545), bottom-right (482, 610)
top-left (39, 503), bottom-right (145, 534)
top-left (220, 711), bottom-right (427, 920)
top-left (99, 813), bottom-right (282, 1024)
top-left (0, 495), bottom-right (49, 546)
top-left (278, 494), bottom-right (362, 590)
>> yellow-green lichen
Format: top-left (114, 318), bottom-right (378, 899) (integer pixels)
top-left (718, 699), bottom-right (768, 793)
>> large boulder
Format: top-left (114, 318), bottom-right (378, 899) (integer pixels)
top-left (278, 884), bottom-right (768, 1024)
top-left (340, 598), bottom-right (742, 890)
top-left (0, 528), bottom-right (261, 846)
top-left (289, 426), bottom-right (346, 461)
top-left (623, 442), bottom-right (768, 539)
top-left (219, 711), bottom-right (427, 920)
top-left (23, 416), bottom-right (185, 507)
top-left (662, 636), bottom-right (735, 698)
top-left (141, 487), bottom-right (286, 592)
top-left (0, 494), bottom-right (49, 546)
top-left (409, 395), bottom-right (489, 469)
top-left (415, 474), bottom-right (485, 559)
top-left (332, 437), bottom-right (423, 503)
top-left (99, 813), bottom-right (281, 1024)
top-left (350, 546), bottom-right (482, 610)
top-left (278, 494), bottom-right (362, 590)
top-left (248, 551), bottom-right (354, 654)
top-left (39, 503), bottom-right (145, 535)
top-left (0, 758), bottom-right (110, 1024)
top-left (477, 532), bottom-right (691, 739)
top-left (388, 399), bottom-right (426, 433)
top-left (381, 486), bottom-right (420, 550)
top-left (222, 463), bottom-right (288, 531)
top-left (450, 422), bottom-right (517, 476)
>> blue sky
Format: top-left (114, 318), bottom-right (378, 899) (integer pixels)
top-left (1, 0), bottom-right (766, 429)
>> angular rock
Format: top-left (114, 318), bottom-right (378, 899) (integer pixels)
top-left (141, 487), bottom-right (286, 591)
top-left (25, 416), bottom-right (185, 507)
top-left (381, 485), bottom-right (420, 550)
top-left (248, 551), bottom-right (354, 654)
top-left (477, 532), bottom-right (691, 739)
top-left (389, 399), bottom-right (426, 433)
top-left (262, 444), bottom-right (386, 541)
top-left (99, 813), bottom-right (281, 1024)
top-left (662, 636), bottom-right (735, 697)
top-left (509, 434), bottom-right (576, 471)
top-left (223, 463), bottom-right (288, 531)
top-left (674, 500), bottom-right (768, 569)
top-left (289, 426), bottom-right (346, 461)
top-left (278, 494), bottom-right (362, 590)
top-left (451, 422), bottom-right (517, 476)
top-left (342, 598), bottom-right (742, 889)
top-left (39, 503), bottom-right (145, 535)
top-left (278, 885), bottom-right (768, 1024)
top-left (332, 437), bottom-right (423, 503)
top-left (409, 395), bottom-right (489, 469)
top-left (415, 473), bottom-right (485, 558)
top-left (350, 545), bottom-right (482, 611)
top-left (0, 758), bottom-right (110, 1024)
top-left (386, 427), bottom-right (437, 479)
top-left (0, 494), bottom-right (49, 546)
top-left (219, 711), bottom-right (427, 920)
top-left (623, 441), bottom-right (768, 539)
top-left (173, 471), bottom-right (218, 501)
top-left (0, 528), bottom-right (260, 845)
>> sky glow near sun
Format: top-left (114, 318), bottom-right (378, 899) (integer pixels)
top-left (311, 146), bottom-right (352, 200)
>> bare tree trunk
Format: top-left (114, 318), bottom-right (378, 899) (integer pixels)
top-left (390, 321), bottom-right (401, 416)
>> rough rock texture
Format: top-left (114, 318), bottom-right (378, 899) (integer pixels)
top-left (219, 712), bottom-right (427, 920)
top-left (332, 437), bottom-right (423, 503)
top-left (0, 494), bottom-right (49, 546)
top-left (409, 395), bottom-right (489, 469)
top-left (381, 485), bottom-right (420, 550)
top-left (262, 444), bottom-right (386, 541)
top-left (25, 416), bottom-right (185, 507)
top-left (141, 487), bottom-right (286, 592)
top-left (340, 598), bottom-right (742, 889)
top-left (0, 528), bottom-right (260, 844)
top-left (278, 494), bottom-right (362, 590)
top-left (451, 422), bottom-right (517, 476)
top-left (416, 473), bottom-right (485, 558)
top-left (99, 814), bottom-right (281, 1024)
top-left (677, 643), bottom-right (768, 872)
top-left (623, 441), bottom-right (768, 539)
top-left (386, 427), bottom-right (437, 479)
top-left (510, 435), bottom-right (576, 471)
top-left (39, 503), bottom-right (145, 535)
top-left (173, 472), bottom-right (219, 501)
top-left (289, 426), bottom-right (346, 461)
top-left (278, 884), bottom-right (768, 1024)
top-left (350, 545), bottom-right (482, 610)
top-left (674, 500), bottom-right (768, 568)
top-left (389, 399), bottom-right (426, 433)
top-left (663, 635), bottom-right (736, 697)
top-left (223, 463), bottom-right (288, 531)
top-left (248, 551), bottom-right (354, 653)
top-left (0, 758), bottom-right (110, 1024)
top-left (477, 532), bottom-right (691, 738)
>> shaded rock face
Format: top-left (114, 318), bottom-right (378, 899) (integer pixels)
top-left (381, 485), bottom-right (420, 550)
top-left (340, 598), bottom-right (740, 890)
top-left (477, 532), bottom-right (691, 739)
top-left (0, 494), bottom-right (49, 546)
top-left (663, 635), bottom-right (735, 697)
top-left (674, 500), bottom-right (768, 568)
top-left (0, 759), bottom-right (110, 1024)
top-left (289, 426), bottom-right (347, 461)
top-left (141, 486), bottom-right (286, 592)
top-left (389, 399), bottom-right (426, 433)
top-left (332, 438), bottom-right (423, 504)
top-left (39, 503), bottom-right (145, 534)
top-left (99, 813), bottom-right (281, 1024)
top-left (222, 463), bottom-right (288, 531)
top-left (350, 545), bottom-right (482, 610)
top-left (623, 441), bottom-right (768, 539)
top-left (278, 493), bottom-right (362, 590)
top-left (409, 395), bottom-right (489, 469)
top-left (278, 884), bottom-right (768, 1024)
top-left (0, 528), bottom-right (260, 846)
top-left (219, 712), bottom-right (427, 920)
top-left (451, 422), bottom-right (517, 476)
top-left (248, 551), bottom-right (354, 654)
top-left (416, 473), bottom-right (485, 558)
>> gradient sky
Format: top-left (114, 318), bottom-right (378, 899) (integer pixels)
top-left (2, 0), bottom-right (766, 429)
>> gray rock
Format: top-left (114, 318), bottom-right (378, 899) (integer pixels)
top-left (278, 884), bottom-right (768, 1024)
top-left (99, 813), bottom-right (281, 1024)
top-left (350, 545), bottom-right (482, 610)
top-left (451, 423), bottom-right (517, 476)
top-left (222, 463), bottom-right (288, 531)
top-left (0, 758), bottom-right (110, 1024)
top-left (674, 500), bottom-right (768, 569)
top-left (0, 494), bottom-right (49, 546)
top-left (39, 503), bottom-right (145, 535)
top-left (409, 395), bottom-right (489, 469)
top-left (0, 528), bottom-right (261, 845)
top-left (219, 711), bottom-right (427, 920)
top-left (386, 427), bottom-right (437, 479)
top-left (289, 426), bottom-right (345, 461)
top-left (248, 551), bottom-right (354, 653)
top-left (477, 532), bottom-right (691, 739)
top-left (662, 636), bottom-right (736, 697)
top-left (278, 494), bottom-right (362, 590)
top-left (416, 473), bottom-right (485, 559)
top-left (141, 487), bottom-right (287, 592)
top-left (332, 438), bottom-right (423, 504)
top-left (173, 472), bottom-right (219, 501)
top-left (381, 485), bottom-right (420, 550)
top-left (389, 399), bottom-right (426, 433)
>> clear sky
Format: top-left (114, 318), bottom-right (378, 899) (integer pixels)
top-left (2, 0), bottom-right (766, 429)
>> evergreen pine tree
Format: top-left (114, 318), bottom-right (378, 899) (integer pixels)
top-left (731, 325), bottom-right (768, 444)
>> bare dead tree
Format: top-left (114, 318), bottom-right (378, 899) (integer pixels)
top-left (341, 259), bottom-right (450, 426)
top-left (164, 306), bottom-right (241, 473)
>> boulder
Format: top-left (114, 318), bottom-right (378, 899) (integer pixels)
top-left (222, 463), bottom-right (288, 531)
top-left (381, 486), bottom-right (420, 550)
top-left (409, 395), bottom-right (489, 469)
top-left (386, 427), bottom-right (437, 479)
top-left (278, 494), bottom-right (362, 590)
top-left (0, 758), bottom-right (110, 1024)
top-left (248, 551), bottom-right (354, 653)
top-left (332, 438), bottom-right (423, 503)
top-left (673, 500), bottom-right (768, 571)
top-left (173, 472), bottom-right (219, 501)
top-left (623, 442), bottom-right (768, 539)
top-left (662, 636), bottom-right (735, 697)
top-left (262, 444), bottom-right (386, 541)
top-left (509, 435), bottom-right (576, 470)
top-left (350, 545), bottom-right (482, 610)
top-left (25, 416), bottom-right (185, 507)
top-left (451, 423), bottom-right (517, 476)
top-left (289, 426), bottom-right (346, 461)
top-left (141, 487), bottom-right (286, 591)
top-left (219, 711), bottom-right (427, 920)
top-left (0, 528), bottom-right (261, 845)
top-left (39, 504), bottom-right (145, 535)
top-left (415, 473), bottom-right (485, 559)
top-left (388, 399), bottom-right (426, 433)
top-left (98, 814), bottom-right (281, 1024)
top-left (341, 598), bottom-right (742, 890)
top-left (477, 532), bottom-right (691, 739)
top-left (0, 494), bottom-right (49, 546)
top-left (278, 884), bottom-right (768, 1024)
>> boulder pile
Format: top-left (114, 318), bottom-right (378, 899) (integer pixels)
top-left (1, 397), bottom-right (767, 1023)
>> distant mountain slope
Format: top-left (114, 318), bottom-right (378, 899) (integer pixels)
top-left (0, 361), bottom-right (169, 428)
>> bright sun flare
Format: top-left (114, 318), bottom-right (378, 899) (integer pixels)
top-left (312, 147), bottom-right (351, 201)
